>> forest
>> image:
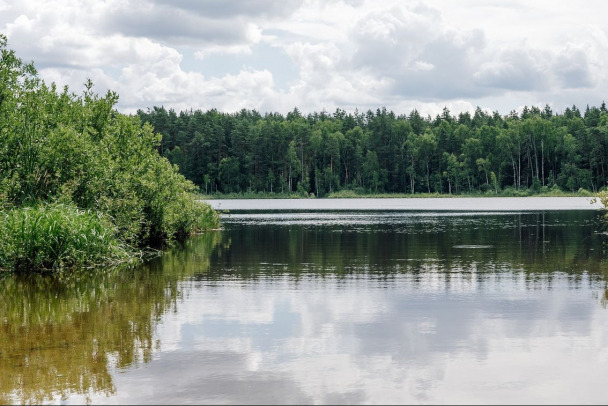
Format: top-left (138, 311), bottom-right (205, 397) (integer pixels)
top-left (138, 103), bottom-right (608, 197)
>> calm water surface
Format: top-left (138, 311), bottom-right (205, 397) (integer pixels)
top-left (2, 198), bottom-right (608, 404)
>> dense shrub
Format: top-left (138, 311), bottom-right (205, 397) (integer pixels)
top-left (0, 35), bottom-right (220, 271)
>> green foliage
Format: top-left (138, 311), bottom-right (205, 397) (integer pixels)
top-left (596, 191), bottom-right (608, 211)
top-left (138, 100), bottom-right (608, 198)
top-left (326, 189), bottom-right (362, 198)
top-left (0, 35), bottom-right (220, 272)
top-left (0, 203), bottom-right (131, 272)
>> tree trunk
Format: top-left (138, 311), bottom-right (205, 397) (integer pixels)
top-left (541, 139), bottom-right (545, 187)
top-left (426, 162), bottom-right (431, 193)
top-left (518, 144), bottom-right (522, 189)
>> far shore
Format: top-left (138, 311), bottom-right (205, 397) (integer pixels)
top-left (198, 190), bottom-right (595, 200)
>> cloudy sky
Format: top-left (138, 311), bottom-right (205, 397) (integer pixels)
top-left (1, 0), bottom-right (607, 116)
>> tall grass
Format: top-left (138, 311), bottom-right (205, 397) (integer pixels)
top-left (0, 203), bottom-right (132, 272)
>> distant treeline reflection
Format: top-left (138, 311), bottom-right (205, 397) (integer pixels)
top-left (204, 211), bottom-right (608, 281)
top-left (2, 211), bottom-right (608, 403)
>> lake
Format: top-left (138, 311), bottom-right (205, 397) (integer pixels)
top-left (2, 198), bottom-right (608, 404)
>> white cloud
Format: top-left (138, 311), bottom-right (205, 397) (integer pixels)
top-left (115, 56), bottom-right (277, 113)
top-left (152, 0), bottom-right (303, 19)
top-left (1, 0), bottom-right (608, 116)
top-left (475, 49), bottom-right (549, 91)
top-left (348, 5), bottom-right (490, 101)
top-left (194, 45), bottom-right (254, 59)
top-left (554, 46), bottom-right (593, 89)
top-left (413, 61), bottom-right (435, 72)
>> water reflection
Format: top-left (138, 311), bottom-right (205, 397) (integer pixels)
top-left (2, 211), bottom-right (608, 404)
top-left (0, 232), bottom-right (222, 405)
top-left (214, 211), bottom-right (608, 281)
top-left (151, 278), bottom-right (605, 404)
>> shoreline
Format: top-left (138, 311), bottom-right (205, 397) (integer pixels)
top-left (198, 191), bottom-right (592, 200)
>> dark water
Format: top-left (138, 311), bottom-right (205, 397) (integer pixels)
top-left (2, 206), bottom-right (608, 404)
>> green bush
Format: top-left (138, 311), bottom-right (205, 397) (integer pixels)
top-left (326, 189), bottom-right (360, 198)
top-left (0, 203), bottom-right (131, 272)
top-left (578, 188), bottom-right (593, 197)
top-left (0, 34), bottom-right (221, 272)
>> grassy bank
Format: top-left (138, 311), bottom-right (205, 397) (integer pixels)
top-left (0, 200), bottom-right (220, 273)
top-left (0, 204), bottom-right (132, 272)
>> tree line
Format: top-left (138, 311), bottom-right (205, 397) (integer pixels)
top-left (138, 103), bottom-right (608, 196)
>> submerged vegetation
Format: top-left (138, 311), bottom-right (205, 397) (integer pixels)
top-left (0, 35), bottom-right (220, 272)
top-left (139, 100), bottom-right (608, 198)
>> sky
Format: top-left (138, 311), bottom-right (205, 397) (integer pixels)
top-left (1, 0), bottom-right (607, 117)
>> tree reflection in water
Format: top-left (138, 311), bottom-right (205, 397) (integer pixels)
top-left (0, 232), bottom-right (222, 404)
top-left (2, 210), bottom-right (608, 403)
